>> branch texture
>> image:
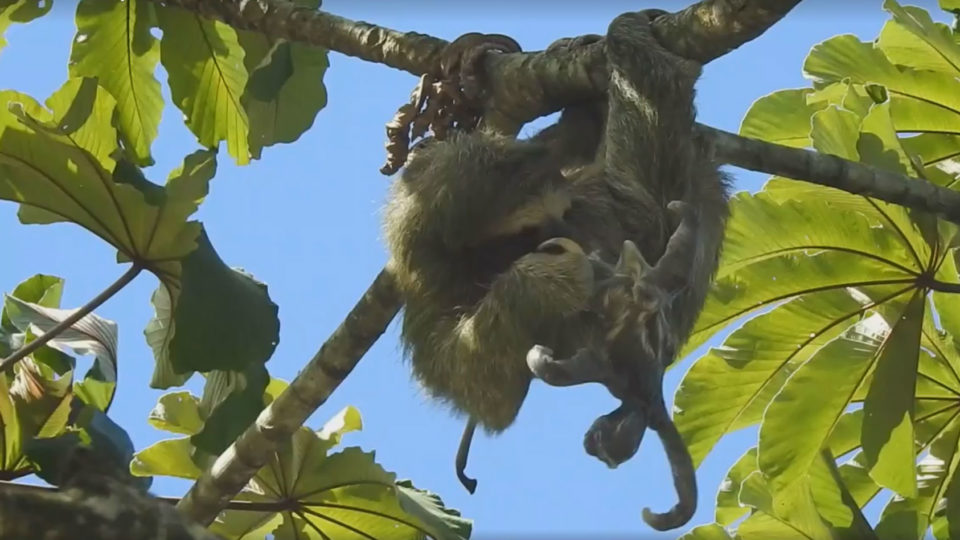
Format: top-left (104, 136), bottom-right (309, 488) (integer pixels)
top-left (704, 126), bottom-right (960, 224)
top-left (176, 269), bottom-right (401, 525)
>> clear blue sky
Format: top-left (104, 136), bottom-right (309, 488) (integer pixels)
top-left (0, 1), bottom-right (947, 539)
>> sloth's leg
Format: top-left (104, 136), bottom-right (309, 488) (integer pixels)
top-left (526, 345), bottom-right (612, 387)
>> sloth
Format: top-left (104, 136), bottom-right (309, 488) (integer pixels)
top-left (382, 9), bottom-right (730, 530)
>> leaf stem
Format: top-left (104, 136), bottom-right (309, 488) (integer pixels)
top-left (0, 264), bottom-right (143, 373)
top-left (931, 280), bottom-right (960, 294)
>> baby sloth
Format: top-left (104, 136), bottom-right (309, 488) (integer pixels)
top-left (528, 200), bottom-right (699, 531)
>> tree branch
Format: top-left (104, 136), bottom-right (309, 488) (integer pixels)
top-left (704, 126), bottom-right (960, 225)
top-left (176, 269), bottom-right (401, 525)
top-left (0, 264), bottom-right (142, 373)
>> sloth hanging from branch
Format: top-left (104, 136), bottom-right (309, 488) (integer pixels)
top-left (381, 8), bottom-right (730, 531)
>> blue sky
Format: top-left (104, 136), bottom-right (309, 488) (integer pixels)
top-left (0, 1), bottom-right (949, 539)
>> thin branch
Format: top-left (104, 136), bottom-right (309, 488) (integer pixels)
top-left (0, 264), bottom-right (142, 373)
top-left (176, 269), bottom-right (401, 525)
top-left (704, 126), bottom-right (960, 225)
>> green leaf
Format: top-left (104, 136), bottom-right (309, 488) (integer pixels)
top-left (677, 286), bottom-right (885, 466)
top-left (806, 34), bottom-right (960, 137)
top-left (191, 364), bottom-right (268, 454)
top-left (4, 295), bottom-right (118, 382)
top-left (0, 79), bottom-right (206, 268)
top-left (759, 314), bottom-right (890, 494)
top-left (1, 274), bottom-right (62, 331)
top-left (0, 1), bottom-right (52, 54)
top-left (236, 0), bottom-right (328, 159)
top-left (740, 89), bottom-right (818, 148)
top-left (737, 470), bottom-right (833, 540)
top-left (678, 524), bottom-right (735, 540)
top-left (685, 187), bottom-right (919, 355)
top-left (878, 0), bottom-right (960, 76)
top-left (715, 447), bottom-right (757, 525)
top-left (862, 291), bottom-right (924, 498)
top-left (8, 358), bottom-right (73, 439)
top-left (134, 152), bottom-right (278, 383)
top-left (130, 437), bottom-right (203, 479)
top-left (147, 391), bottom-right (204, 436)
top-left (396, 481), bottom-right (473, 540)
top-left (808, 450), bottom-right (878, 540)
top-left (165, 231), bottom-right (279, 376)
top-left (210, 425), bottom-right (472, 540)
top-left (70, 0), bottom-right (163, 165)
top-left (157, 4), bottom-right (250, 165)
top-left (0, 375), bottom-right (22, 473)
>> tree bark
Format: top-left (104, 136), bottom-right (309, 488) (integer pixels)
top-left (177, 269), bottom-right (401, 524)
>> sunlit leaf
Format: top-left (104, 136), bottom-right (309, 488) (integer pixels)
top-left (70, 0), bottom-right (163, 165)
top-left (878, 0), bottom-right (960, 76)
top-left (678, 524), bottom-right (735, 540)
top-left (130, 436), bottom-right (203, 480)
top-left (147, 391), bottom-right (204, 436)
top-left (715, 447), bottom-right (757, 525)
top-left (862, 292), bottom-right (924, 497)
top-left (808, 450), bottom-right (878, 539)
top-left (157, 4), bottom-right (250, 165)
top-left (759, 314), bottom-right (890, 493)
top-left (0, 79), bottom-right (203, 265)
top-left (209, 423), bottom-right (471, 540)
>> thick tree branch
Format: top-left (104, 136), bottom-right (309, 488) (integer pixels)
top-left (149, 0), bottom-right (801, 125)
top-left (176, 269), bottom-right (401, 525)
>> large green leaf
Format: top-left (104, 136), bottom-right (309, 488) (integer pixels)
top-left (808, 451), bottom-right (878, 540)
top-left (0, 78), bottom-right (279, 383)
top-left (861, 291), bottom-right (924, 498)
top-left (70, 0), bottom-right (163, 166)
top-left (805, 33), bottom-right (960, 137)
top-left (136, 400), bottom-right (471, 540)
top-left (878, 0), bottom-right (960, 76)
top-left (0, 78), bottom-right (203, 265)
top-left (236, 0), bottom-right (328, 159)
top-left (676, 285), bottom-right (900, 466)
top-left (157, 4), bottom-right (250, 165)
top-left (737, 470), bottom-right (833, 540)
top-left (715, 447), bottom-right (757, 525)
top-left (758, 314), bottom-right (889, 493)
top-left (679, 524), bottom-right (735, 540)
